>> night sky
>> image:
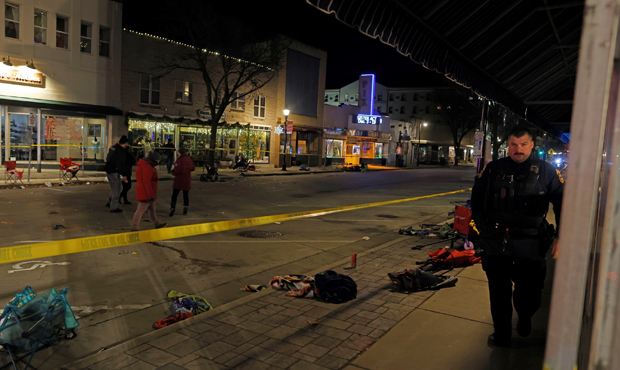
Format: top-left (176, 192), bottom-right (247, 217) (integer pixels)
top-left (122, 0), bottom-right (448, 89)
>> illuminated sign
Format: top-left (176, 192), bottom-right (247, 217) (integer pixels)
top-left (0, 65), bottom-right (45, 87)
top-left (356, 114), bottom-right (383, 125)
top-left (359, 74), bottom-right (377, 115)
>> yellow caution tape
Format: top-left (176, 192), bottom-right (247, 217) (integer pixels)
top-left (0, 188), bottom-right (470, 265)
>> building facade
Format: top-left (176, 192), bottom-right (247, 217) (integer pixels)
top-left (0, 0), bottom-right (123, 166)
top-left (326, 80), bottom-right (475, 166)
top-left (121, 29), bottom-right (326, 167)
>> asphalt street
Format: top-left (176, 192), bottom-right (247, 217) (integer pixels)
top-left (0, 167), bottom-right (475, 366)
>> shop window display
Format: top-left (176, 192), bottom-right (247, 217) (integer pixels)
top-left (325, 139), bottom-right (343, 158)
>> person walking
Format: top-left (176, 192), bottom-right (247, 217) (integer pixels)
top-left (471, 126), bottom-right (564, 347)
top-left (119, 146), bottom-right (136, 205)
top-left (131, 151), bottom-right (166, 230)
top-left (105, 135), bottom-right (129, 213)
top-left (169, 148), bottom-right (195, 216)
top-left (163, 138), bottom-right (175, 173)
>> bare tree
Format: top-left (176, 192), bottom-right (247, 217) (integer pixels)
top-left (151, 2), bottom-right (290, 165)
top-left (437, 90), bottom-right (479, 166)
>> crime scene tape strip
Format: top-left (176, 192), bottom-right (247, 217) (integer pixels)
top-left (0, 188), bottom-right (470, 265)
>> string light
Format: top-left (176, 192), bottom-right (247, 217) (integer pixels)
top-left (123, 28), bottom-right (272, 71)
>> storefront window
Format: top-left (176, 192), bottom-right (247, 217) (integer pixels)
top-left (375, 143), bottom-right (384, 158)
top-left (238, 125), bottom-right (270, 162)
top-left (9, 113), bottom-right (35, 160)
top-left (128, 119), bottom-right (175, 157)
top-left (325, 139), bottom-right (344, 158)
top-left (361, 142), bottom-right (374, 158)
top-left (178, 126), bottom-right (210, 162)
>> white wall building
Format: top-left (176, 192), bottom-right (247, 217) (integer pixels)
top-left (0, 0), bottom-right (123, 166)
top-left (326, 79), bottom-right (475, 165)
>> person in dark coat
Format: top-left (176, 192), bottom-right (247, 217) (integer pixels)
top-left (131, 151), bottom-right (166, 230)
top-left (105, 135), bottom-right (129, 212)
top-left (163, 138), bottom-right (175, 173)
top-left (119, 147), bottom-right (136, 205)
top-left (169, 148), bottom-right (195, 216)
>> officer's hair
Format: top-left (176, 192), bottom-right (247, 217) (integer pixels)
top-left (508, 126), bottom-right (534, 140)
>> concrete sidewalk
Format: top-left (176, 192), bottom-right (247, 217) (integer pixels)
top-left (60, 234), bottom-right (547, 370)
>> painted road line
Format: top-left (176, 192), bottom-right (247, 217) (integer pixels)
top-left (0, 188), bottom-right (470, 265)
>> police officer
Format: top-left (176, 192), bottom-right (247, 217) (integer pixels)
top-left (471, 126), bottom-right (563, 347)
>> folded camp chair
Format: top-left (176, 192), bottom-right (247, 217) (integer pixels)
top-left (3, 161), bottom-right (24, 185)
top-left (0, 286), bottom-right (78, 370)
top-left (59, 158), bottom-right (80, 182)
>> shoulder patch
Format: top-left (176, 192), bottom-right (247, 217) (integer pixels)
top-left (555, 169), bottom-right (565, 184)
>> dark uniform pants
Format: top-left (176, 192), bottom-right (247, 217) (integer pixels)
top-left (481, 250), bottom-right (547, 339)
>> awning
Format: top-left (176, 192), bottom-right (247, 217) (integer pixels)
top-left (305, 0), bottom-right (583, 135)
top-left (0, 95), bottom-right (123, 116)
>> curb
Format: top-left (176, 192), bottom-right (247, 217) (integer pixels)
top-left (241, 170), bottom-right (343, 177)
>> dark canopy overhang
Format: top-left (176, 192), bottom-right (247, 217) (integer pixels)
top-left (305, 0), bottom-right (583, 135)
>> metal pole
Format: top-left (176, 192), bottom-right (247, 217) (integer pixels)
top-left (27, 145), bottom-right (31, 184)
top-left (416, 121), bottom-right (421, 167)
top-left (282, 116), bottom-right (288, 171)
top-left (37, 108), bottom-right (41, 172)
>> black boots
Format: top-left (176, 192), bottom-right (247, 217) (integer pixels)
top-left (169, 206), bottom-right (188, 217)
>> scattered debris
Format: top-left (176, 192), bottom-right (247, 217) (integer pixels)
top-left (242, 284), bottom-right (267, 292)
top-left (362, 236), bottom-right (370, 240)
top-left (44, 182), bottom-right (52, 187)
top-left (52, 224), bottom-right (66, 230)
top-left (344, 253), bottom-right (358, 270)
top-left (152, 290), bottom-right (212, 330)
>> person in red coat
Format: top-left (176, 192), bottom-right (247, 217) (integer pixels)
top-left (169, 148), bottom-right (196, 216)
top-left (131, 151), bottom-right (166, 230)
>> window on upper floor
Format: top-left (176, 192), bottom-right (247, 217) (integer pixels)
top-left (389, 93), bottom-right (394, 101)
top-left (324, 95), bottom-right (328, 102)
top-left (140, 74), bottom-right (160, 105)
top-left (175, 81), bottom-right (193, 104)
top-left (34, 9), bottom-right (47, 44)
top-left (413, 93), bottom-right (418, 101)
top-left (56, 15), bottom-right (69, 49)
top-left (412, 106), bottom-right (417, 114)
top-left (5, 3), bottom-right (19, 39)
top-left (334, 94), bottom-right (339, 101)
top-left (230, 92), bottom-right (245, 111)
top-left (253, 95), bottom-right (266, 118)
top-left (400, 106), bottom-right (405, 114)
top-left (401, 93), bottom-right (406, 101)
top-left (378, 94), bottom-right (383, 101)
top-left (99, 26), bottom-right (110, 57)
top-left (80, 21), bottom-right (92, 53)
top-left (388, 106), bottom-right (393, 114)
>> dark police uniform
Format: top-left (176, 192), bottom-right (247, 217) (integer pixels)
top-left (471, 156), bottom-right (563, 344)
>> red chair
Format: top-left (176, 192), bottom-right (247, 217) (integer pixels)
top-left (3, 161), bottom-right (24, 185)
top-left (59, 158), bottom-right (80, 182)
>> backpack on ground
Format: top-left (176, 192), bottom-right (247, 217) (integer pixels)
top-left (313, 270), bottom-right (357, 304)
top-left (388, 268), bottom-right (457, 293)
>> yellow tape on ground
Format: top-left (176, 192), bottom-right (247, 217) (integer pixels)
top-left (0, 188), bottom-right (470, 265)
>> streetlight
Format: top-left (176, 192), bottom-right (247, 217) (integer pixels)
top-left (416, 121), bottom-right (428, 167)
top-left (282, 108), bottom-right (290, 171)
